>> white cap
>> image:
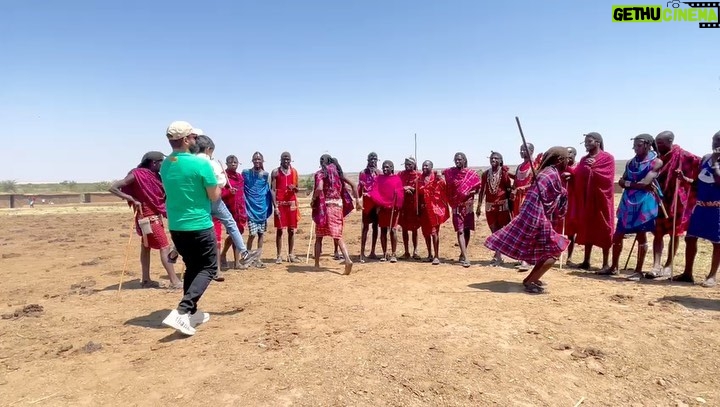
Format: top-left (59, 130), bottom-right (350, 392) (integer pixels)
top-left (192, 128), bottom-right (205, 136)
top-left (166, 121), bottom-right (195, 140)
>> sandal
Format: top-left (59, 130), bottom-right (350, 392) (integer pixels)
top-left (389, 256), bottom-right (397, 263)
top-left (167, 249), bottom-right (179, 264)
top-left (524, 282), bottom-right (545, 294)
top-left (412, 253), bottom-right (422, 260)
top-left (460, 260), bottom-right (471, 268)
top-left (275, 257), bottom-right (283, 264)
top-left (671, 274), bottom-right (694, 283)
top-left (702, 277), bottom-right (717, 288)
top-left (432, 258), bottom-right (441, 265)
top-left (254, 260), bottom-right (266, 269)
top-left (168, 282), bottom-right (183, 290)
top-left (626, 272), bottom-right (644, 281)
top-left (596, 268), bottom-right (619, 276)
top-left (288, 254), bottom-right (300, 263)
top-left (141, 280), bottom-right (160, 288)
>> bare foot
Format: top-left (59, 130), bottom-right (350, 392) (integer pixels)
top-left (314, 261), bottom-right (321, 269)
top-left (343, 261), bottom-right (353, 275)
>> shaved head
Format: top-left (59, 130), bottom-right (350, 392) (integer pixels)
top-left (656, 131), bottom-right (674, 142)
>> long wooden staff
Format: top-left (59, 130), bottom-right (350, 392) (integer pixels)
top-left (118, 207), bottom-right (139, 293)
top-left (669, 177), bottom-right (680, 280)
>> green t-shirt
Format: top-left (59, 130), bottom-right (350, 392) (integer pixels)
top-left (160, 152), bottom-right (218, 231)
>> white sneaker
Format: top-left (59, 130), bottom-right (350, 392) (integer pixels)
top-left (189, 311), bottom-right (210, 327)
top-left (162, 309), bottom-right (196, 336)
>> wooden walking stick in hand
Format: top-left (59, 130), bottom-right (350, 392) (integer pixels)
top-left (669, 177), bottom-right (680, 280)
top-left (118, 207), bottom-right (138, 293)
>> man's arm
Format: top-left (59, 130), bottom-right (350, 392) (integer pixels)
top-left (624, 159), bottom-right (663, 189)
top-left (108, 172), bottom-right (141, 209)
top-left (270, 168), bottom-right (279, 214)
top-left (341, 175), bottom-right (359, 200)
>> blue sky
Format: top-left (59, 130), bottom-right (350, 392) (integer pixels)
top-left (1, 0), bottom-right (718, 182)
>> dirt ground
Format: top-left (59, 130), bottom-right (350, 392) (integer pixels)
top-left (1, 199), bottom-right (719, 407)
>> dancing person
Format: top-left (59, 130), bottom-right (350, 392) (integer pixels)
top-left (358, 152), bottom-right (381, 262)
top-left (476, 151), bottom-right (513, 266)
top-left (220, 154), bottom-right (255, 270)
top-left (311, 155), bottom-right (360, 274)
top-left (109, 151), bottom-right (182, 289)
top-left (418, 160), bottom-right (449, 265)
top-left (159, 121), bottom-right (218, 336)
top-left (332, 159), bottom-right (359, 262)
top-left (398, 157), bottom-right (422, 260)
top-left (572, 132), bottom-right (616, 270)
top-left (649, 131), bottom-right (701, 278)
top-left (271, 152), bottom-right (301, 264)
top-left (485, 147), bottom-right (571, 294)
top-left (369, 160), bottom-right (405, 262)
top-left (597, 134), bottom-right (663, 280)
top-left (672, 131), bottom-right (720, 287)
top-left (444, 152), bottom-right (481, 268)
top-left (242, 152), bottom-right (274, 268)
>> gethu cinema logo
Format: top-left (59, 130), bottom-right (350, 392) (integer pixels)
top-left (612, 1), bottom-right (719, 25)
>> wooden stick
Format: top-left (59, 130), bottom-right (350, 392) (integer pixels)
top-left (573, 396), bottom-right (585, 407)
top-left (669, 177), bottom-right (680, 280)
top-left (305, 221), bottom-right (315, 264)
top-left (623, 235), bottom-right (637, 270)
top-left (118, 208), bottom-right (138, 293)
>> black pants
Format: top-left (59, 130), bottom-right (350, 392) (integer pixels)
top-left (170, 227), bottom-right (218, 315)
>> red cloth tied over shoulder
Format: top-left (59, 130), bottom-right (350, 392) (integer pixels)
top-left (368, 174), bottom-right (405, 209)
top-left (572, 150), bottom-right (616, 249)
top-left (120, 168), bottom-right (166, 217)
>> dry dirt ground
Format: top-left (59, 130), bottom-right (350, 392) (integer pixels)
top-left (1, 199), bottom-right (719, 407)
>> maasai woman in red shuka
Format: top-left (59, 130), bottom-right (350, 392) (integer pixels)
top-left (109, 151), bottom-right (182, 289)
top-left (477, 151), bottom-right (513, 266)
top-left (649, 131), bottom-right (701, 277)
top-left (398, 157), bottom-right (422, 260)
top-left (443, 152), bottom-right (481, 268)
top-left (572, 132), bottom-right (615, 271)
top-left (220, 154), bottom-right (249, 269)
top-left (418, 160), bottom-right (449, 265)
top-left (368, 160), bottom-right (405, 263)
top-left (312, 155), bottom-right (359, 275)
top-left (485, 147), bottom-right (571, 294)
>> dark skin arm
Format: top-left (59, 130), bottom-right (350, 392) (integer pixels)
top-left (109, 172), bottom-right (141, 211)
top-left (270, 168), bottom-right (279, 216)
top-left (340, 175), bottom-right (362, 210)
top-left (708, 153), bottom-right (720, 184)
top-left (619, 159), bottom-right (663, 190)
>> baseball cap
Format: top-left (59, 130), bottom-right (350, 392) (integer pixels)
top-left (166, 121), bottom-right (195, 140)
top-left (192, 128), bottom-right (205, 136)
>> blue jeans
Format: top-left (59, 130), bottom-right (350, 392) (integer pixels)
top-left (211, 199), bottom-right (247, 253)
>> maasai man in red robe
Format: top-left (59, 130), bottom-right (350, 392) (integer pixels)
top-left (510, 142), bottom-right (536, 217)
top-left (369, 160), bottom-right (405, 263)
top-left (271, 152), bottom-right (301, 264)
top-left (443, 152), bottom-right (481, 268)
top-left (572, 132), bottom-right (616, 271)
top-left (220, 155), bottom-right (250, 270)
top-left (558, 147), bottom-right (578, 262)
top-left (418, 160), bottom-right (450, 265)
top-left (312, 155), bottom-right (360, 275)
top-left (648, 131), bottom-right (701, 278)
top-left (476, 151), bottom-right (513, 266)
top-left (332, 158), bottom-right (360, 261)
top-left (109, 151), bottom-right (182, 289)
top-left (398, 157), bottom-right (422, 260)
top-left (485, 147), bottom-right (570, 294)
top-left (509, 143), bottom-right (537, 271)
top-left (358, 152), bottom-right (381, 262)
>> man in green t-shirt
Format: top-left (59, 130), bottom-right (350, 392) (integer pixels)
top-left (160, 120), bottom-right (221, 336)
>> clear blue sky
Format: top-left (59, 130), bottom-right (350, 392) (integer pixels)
top-left (2, 0), bottom-right (718, 182)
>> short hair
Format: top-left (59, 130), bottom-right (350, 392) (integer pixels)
top-left (195, 135), bottom-right (215, 153)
